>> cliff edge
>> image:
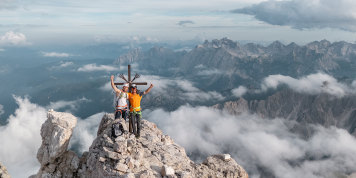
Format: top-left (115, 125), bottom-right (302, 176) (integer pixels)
top-left (33, 110), bottom-right (248, 178)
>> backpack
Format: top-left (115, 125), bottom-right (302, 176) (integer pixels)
top-left (112, 122), bottom-right (124, 138)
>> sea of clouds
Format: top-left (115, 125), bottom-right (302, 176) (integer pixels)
top-left (1, 95), bottom-right (356, 178)
top-left (1, 72), bottom-right (356, 178)
top-left (147, 106), bottom-right (356, 178)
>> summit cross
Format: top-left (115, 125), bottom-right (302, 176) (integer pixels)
top-left (114, 64), bottom-right (147, 89)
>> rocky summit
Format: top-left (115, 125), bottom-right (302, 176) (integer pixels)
top-left (0, 162), bottom-right (10, 178)
top-left (32, 110), bottom-right (248, 178)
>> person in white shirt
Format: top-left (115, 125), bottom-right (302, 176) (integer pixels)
top-left (110, 75), bottom-right (129, 121)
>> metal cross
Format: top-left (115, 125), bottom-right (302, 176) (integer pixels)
top-left (114, 65), bottom-right (147, 89)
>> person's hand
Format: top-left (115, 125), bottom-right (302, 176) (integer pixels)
top-left (150, 83), bottom-right (154, 88)
top-left (110, 75), bottom-right (114, 80)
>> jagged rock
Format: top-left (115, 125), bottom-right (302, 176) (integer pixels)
top-left (35, 110), bottom-right (78, 178)
top-left (0, 162), bottom-right (10, 178)
top-left (219, 154), bottom-right (231, 161)
top-left (115, 163), bottom-right (128, 173)
top-left (161, 165), bottom-right (175, 177)
top-left (124, 173), bottom-right (135, 178)
top-left (196, 155), bottom-right (249, 178)
top-left (35, 112), bottom-right (248, 178)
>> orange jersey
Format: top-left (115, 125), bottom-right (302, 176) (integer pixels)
top-left (128, 92), bottom-right (143, 112)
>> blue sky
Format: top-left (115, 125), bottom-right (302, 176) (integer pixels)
top-left (1, 0), bottom-right (356, 45)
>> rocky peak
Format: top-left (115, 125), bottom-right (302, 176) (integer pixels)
top-left (306, 40), bottom-right (331, 52)
top-left (33, 111), bottom-right (248, 178)
top-left (116, 48), bottom-right (143, 64)
top-left (267, 41), bottom-right (285, 53)
top-left (0, 162), bottom-right (10, 178)
top-left (202, 38), bottom-right (239, 49)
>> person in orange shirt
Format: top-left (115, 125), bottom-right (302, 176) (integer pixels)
top-left (128, 83), bottom-right (153, 138)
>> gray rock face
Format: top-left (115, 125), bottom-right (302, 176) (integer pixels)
top-left (36, 110), bottom-right (78, 178)
top-left (35, 111), bottom-right (248, 178)
top-left (0, 162), bottom-right (10, 178)
top-left (216, 89), bottom-right (356, 136)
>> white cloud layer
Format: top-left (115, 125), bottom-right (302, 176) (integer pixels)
top-left (77, 64), bottom-right (118, 72)
top-left (233, 0), bottom-right (356, 31)
top-left (70, 112), bottom-right (103, 153)
top-left (0, 31), bottom-right (30, 46)
top-left (101, 74), bottom-right (224, 101)
top-left (0, 96), bottom-right (101, 178)
top-left (0, 96), bottom-right (46, 178)
top-left (134, 75), bottom-right (225, 101)
top-left (147, 106), bottom-right (356, 178)
top-left (42, 52), bottom-right (72, 57)
top-left (231, 86), bottom-right (248, 97)
top-left (261, 73), bottom-right (356, 97)
top-left (48, 97), bottom-right (90, 112)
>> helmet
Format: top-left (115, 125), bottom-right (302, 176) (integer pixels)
top-left (131, 84), bottom-right (137, 88)
top-left (123, 83), bottom-right (129, 87)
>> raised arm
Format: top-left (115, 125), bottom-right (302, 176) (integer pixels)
top-left (111, 75), bottom-right (122, 93)
top-left (143, 83), bottom-right (154, 95)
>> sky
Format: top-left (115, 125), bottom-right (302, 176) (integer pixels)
top-left (1, 0), bottom-right (356, 45)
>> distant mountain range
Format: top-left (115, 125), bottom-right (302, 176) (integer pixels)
top-left (116, 38), bottom-right (356, 90)
top-left (116, 38), bottom-right (356, 137)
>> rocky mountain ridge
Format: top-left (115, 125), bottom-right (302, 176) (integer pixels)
top-left (115, 38), bottom-right (356, 90)
top-left (214, 89), bottom-right (356, 137)
top-left (31, 110), bottom-right (248, 178)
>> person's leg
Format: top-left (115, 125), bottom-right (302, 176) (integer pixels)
top-left (131, 112), bottom-right (137, 135)
top-left (128, 112), bottom-right (133, 133)
top-left (114, 111), bottom-right (120, 120)
top-left (136, 113), bottom-right (142, 137)
top-left (122, 109), bottom-right (127, 121)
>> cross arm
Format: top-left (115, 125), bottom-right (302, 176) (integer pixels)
top-left (114, 82), bottom-right (147, 85)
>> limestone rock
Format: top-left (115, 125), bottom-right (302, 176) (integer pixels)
top-left (35, 110), bottom-right (78, 178)
top-left (161, 165), bottom-right (175, 177)
top-left (35, 112), bottom-right (248, 178)
top-left (0, 162), bottom-right (10, 178)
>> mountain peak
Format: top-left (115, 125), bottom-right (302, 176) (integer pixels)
top-left (0, 162), bottom-right (10, 178)
top-left (268, 41), bottom-right (285, 48)
top-left (32, 111), bottom-right (249, 178)
top-left (202, 38), bottom-right (239, 49)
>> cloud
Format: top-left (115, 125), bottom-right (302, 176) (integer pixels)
top-left (0, 31), bottom-right (30, 46)
top-left (0, 96), bottom-right (102, 178)
top-left (48, 97), bottom-right (90, 112)
top-left (197, 68), bottom-right (223, 76)
top-left (77, 64), bottom-right (118, 72)
top-left (101, 75), bottom-right (224, 101)
top-left (232, 0), bottom-right (356, 31)
top-left (48, 61), bottom-right (74, 70)
top-left (0, 96), bottom-right (47, 178)
top-left (261, 73), bottom-right (356, 97)
top-left (194, 65), bottom-right (234, 76)
top-left (58, 61), bottom-right (73, 67)
top-left (0, 0), bottom-right (18, 9)
top-left (231, 86), bottom-right (247, 97)
top-left (140, 75), bottom-right (225, 101)
top-left (0, 48), bottom-right (5, 52)
top-left (176, 80), bottom-right (224, 101)
top-left (177, 20), bottom-right (195, 26)
top-left (42, 52), bottom-right (73, 57)
top-left (70, 112), bottom-right (103, 153)
top-left (146, 106), bottom-right (356, 178)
